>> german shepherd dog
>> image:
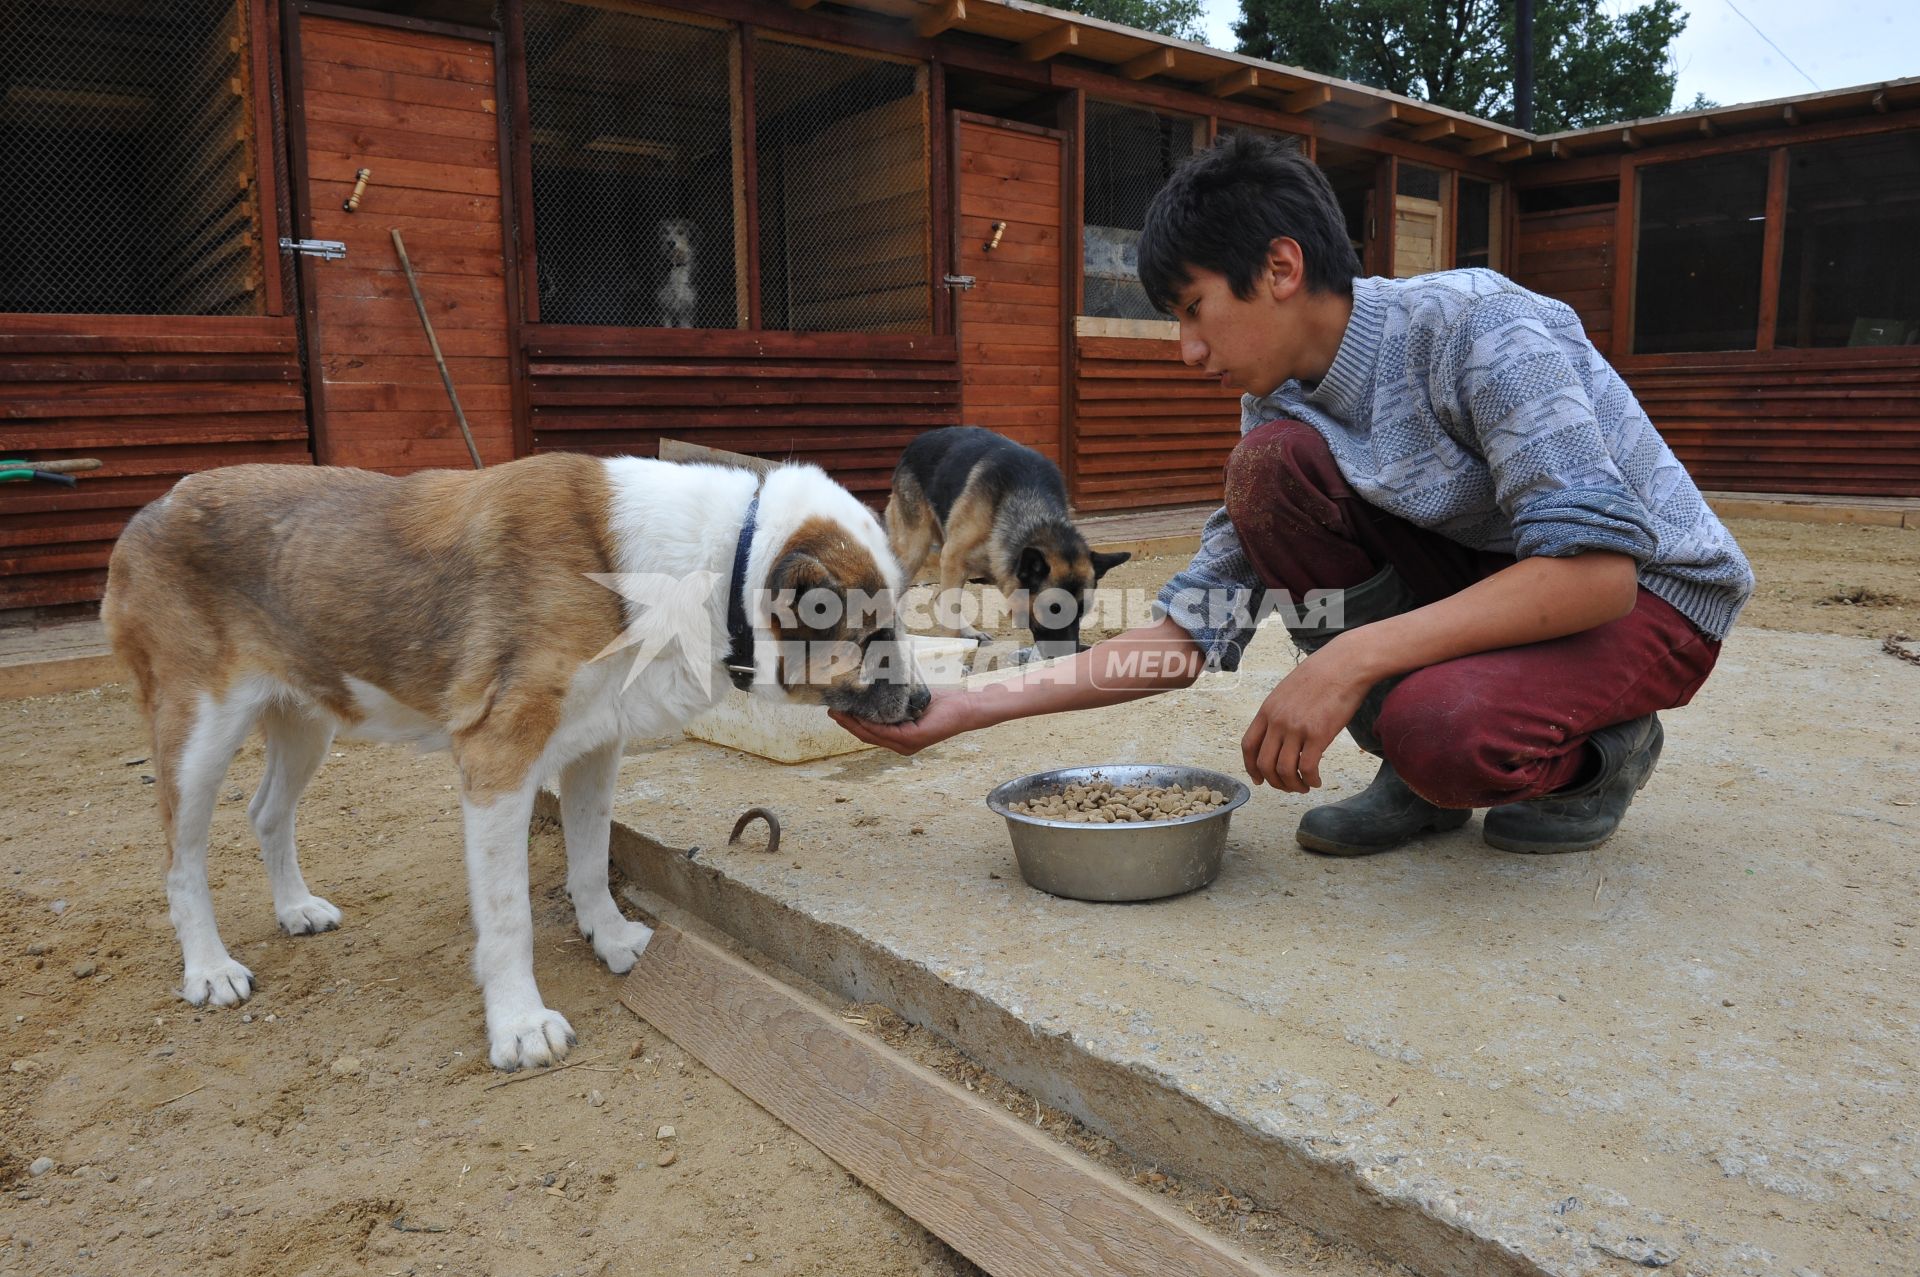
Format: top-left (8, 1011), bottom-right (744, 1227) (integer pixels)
top-left (886, 426), bottom-right (1128, 656)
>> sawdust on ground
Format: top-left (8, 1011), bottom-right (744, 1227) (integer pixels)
top-left (0, 691), bottom-right (1401, 1277)
top-left (2, 515), bottom-right (1911, 1276)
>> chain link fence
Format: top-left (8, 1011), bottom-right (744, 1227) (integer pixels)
top-left (0, 0), bottom-right (266, 316)
top-left (1082, 99), bottom-right (1199, 320)
top-left (523, 1), bottom-right (740, 329)
top-left (754, 39), bottom-right (928, 333)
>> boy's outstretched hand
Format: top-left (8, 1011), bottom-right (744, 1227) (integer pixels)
top-left (831, 688), bottom-right (976, 757)
top-left (1241, 646), bottom-right (1375, 793)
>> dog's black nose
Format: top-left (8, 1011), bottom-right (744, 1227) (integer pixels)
top-left (906, 683), bottom-right (932, 721)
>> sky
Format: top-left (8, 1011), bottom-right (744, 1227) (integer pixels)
top-left (1195, 0), bottom-right (1920, 112)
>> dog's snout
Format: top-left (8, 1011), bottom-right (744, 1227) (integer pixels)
top-left (906, 682), bottom-right (932, 721)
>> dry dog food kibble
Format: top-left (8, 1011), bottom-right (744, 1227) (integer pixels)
top-left (1010, 780), bottom-right (1229, 824)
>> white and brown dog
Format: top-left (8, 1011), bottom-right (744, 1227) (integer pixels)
top-left (103, 454), bottom-right (924, 1070)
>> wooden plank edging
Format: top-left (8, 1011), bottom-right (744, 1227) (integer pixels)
top-left (620, 924), bottom-right (1289, 1277)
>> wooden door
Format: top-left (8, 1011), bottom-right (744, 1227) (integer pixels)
top-left (289, 13), bottom-right (516, 471)
top-left (952, 114), bottom-right (1064, 465)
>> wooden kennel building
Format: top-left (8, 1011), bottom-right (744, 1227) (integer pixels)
top-left (2, 0), bottom-right (1917, 611)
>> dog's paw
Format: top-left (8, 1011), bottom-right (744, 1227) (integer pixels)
top-left (180, 959), bottom-right (254, 1008)
top-left (487, 1007), bottom-right (576, 1072)
top-left (586, 917), bottom-right (654, 975)
top-left (277, 895), bottom-right (342, 936)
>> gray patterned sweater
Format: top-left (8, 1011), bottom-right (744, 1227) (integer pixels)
top-left (1157, 270), bottom-right (1754, 670)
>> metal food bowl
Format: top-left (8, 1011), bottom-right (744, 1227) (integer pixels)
top-left (985, 764), bottom-right (1251, 903)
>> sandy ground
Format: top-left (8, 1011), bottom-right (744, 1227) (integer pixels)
top-left (2, 515), bottom-right (1913, 1276)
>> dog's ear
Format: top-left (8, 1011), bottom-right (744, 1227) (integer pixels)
top-left (1017, 545), bottom-right (1050, 590)
top-left (1090, 549), bottom-right (1131, 579)
top-left (770, 550), bottom-right (840, 638)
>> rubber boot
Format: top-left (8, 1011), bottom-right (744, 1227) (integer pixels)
top-left (1288, 566), bottom-right (1472, 856)
top-left (1481, 714), bottom-right (1664, 854)
top-left (1295, 756), bottom-right (1474, 856)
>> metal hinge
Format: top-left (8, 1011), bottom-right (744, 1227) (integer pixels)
top-left (941, 274), bottom-right (976, 291)
top-left (279, 237), bottom-right (347, 261)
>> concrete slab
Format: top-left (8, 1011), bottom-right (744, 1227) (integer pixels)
top-left (605, 627), bottom-right (1915, 1276)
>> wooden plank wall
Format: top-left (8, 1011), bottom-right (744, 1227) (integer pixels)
top-left (1513, 201), bottom-right (1616, 357)
top-left (1625, 353), bottom-right (1920, 496)
top-left (1071, 336), bottom-right (1241, 511)
top-left (0, 314), bottom-right (307, 609)
top-left (524, 328), bottom-right (960, 501)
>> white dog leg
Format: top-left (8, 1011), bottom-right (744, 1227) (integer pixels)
top-left (250, 704), bottom-right (342, 936)
top-left (165, 692), bottom-right (260, 1007)
top-left (463, 783), bottom-right (574, 1070)
top-left (560, 741), bottom-right (653, 974)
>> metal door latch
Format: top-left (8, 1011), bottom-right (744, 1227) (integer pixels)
top-left (279, 238), bottom-right (347, 260)
top-left (941, 274), bottom-right (976, 290)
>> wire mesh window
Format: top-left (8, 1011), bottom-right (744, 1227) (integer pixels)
top-left (754, 39), bottom-right (929, 333)
top-left (0, 0), bottom-right (266, 316)
top-left (1776, 132), bottom-right (1920, 349)
top-left (523, 3), bottom-right (740, 328)
top-left (1455, 176), bottom-right (1500, 270)
top-left (1633, 152), bottom-right (1769, 354)
top-left (1083, 100), bottom-right (1198, 320)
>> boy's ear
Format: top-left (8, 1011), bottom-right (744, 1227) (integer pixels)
top-left (1266, 236), bottom-right (1306, 301)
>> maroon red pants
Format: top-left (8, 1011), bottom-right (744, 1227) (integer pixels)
top-left (1224, 420), bottom-right (1720, 809)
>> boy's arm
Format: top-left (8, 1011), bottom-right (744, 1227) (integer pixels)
top-left (830, 616), bottom-right (1205, 755)
top-left (835, 503), bottom-right (1268, 756)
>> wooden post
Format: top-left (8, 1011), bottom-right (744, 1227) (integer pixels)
top-left (1755, 146), bottom-right (1789, 352)
top-left (740, 26), bottom-right (762, 330)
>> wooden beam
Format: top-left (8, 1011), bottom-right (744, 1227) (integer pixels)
top-left (1351, 100), bottom-right (1401, 128)
top-left (1406, 118), bottom-right (1456, 143)
top-left (1755, 144), bottom-right (1789, 352)
top-left (1118, 46), bottom-right (1176, 80)
top-left (1619, 127), bottom-right (1641, 150)
top-left (915, 0), bottom-right (964, 39)
top-left (1281, 83), bottom-right (1334, 114)
top-left (1549, 139), bottom-right (1576, 159)
top-left (1698, 116), bottom-right (1717, 137)
top-left (620, 926), bottom-right (1286, 1277)
top-left (1494, 141), bottom-right (1533, 161)
top-left (1463, 132), bottom-right (1512, 157)
top-left (1205, 66), bottom-right (1259, 98)
top-left (1018, 23), bottom-right (1078, 61)
top-left (1782, 103), bottom-right (1801, 125)
top-left (1872, 91), bottom-right (1889, 114)
top-left (786, 0), bottom-right (822, 8)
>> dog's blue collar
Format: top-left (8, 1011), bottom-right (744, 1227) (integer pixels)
top-left (724, 493), bottom-right (759, 692)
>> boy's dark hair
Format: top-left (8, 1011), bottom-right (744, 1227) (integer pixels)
top-left (1137, 131), bottom-right (1361, 314)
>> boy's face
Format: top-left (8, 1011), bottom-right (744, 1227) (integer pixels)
top-left (1169, 238), bottom-right (1326, 397)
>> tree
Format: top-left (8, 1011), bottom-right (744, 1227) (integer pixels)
top-left (1233, 0), bottom-right (1689, 132)
top-left (1054, 0), bottom-right (1207, 43)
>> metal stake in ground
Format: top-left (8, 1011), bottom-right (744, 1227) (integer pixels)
top-left (390, 228), bottom-right (484, 470)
